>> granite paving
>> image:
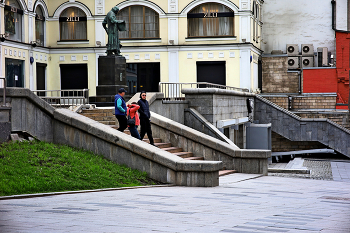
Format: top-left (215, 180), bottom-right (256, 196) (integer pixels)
top-left (1, 168), bottom-right (350, 232)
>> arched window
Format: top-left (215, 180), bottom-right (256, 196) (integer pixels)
top-left (59, 7), bottom-right (87, 41)
top-left (35, 6), bottom-right (45, 46)
top-left (117, 6), bottom-right (159, 39)
top-left (187, 3), bottom-right (234, 37)
top-left (4, 0), bottom-right (23, 42)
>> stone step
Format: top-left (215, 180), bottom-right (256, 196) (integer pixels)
top-left (162, 147), bottom-right (183, 153)
top-left (98, 121), bottom-right (115, 125)
top-left (219, 170), bottom-right (236, 177)
top-left (81, 109), bottom-right (114, 114)
top-left (172, 151), bottom-right (194, 158)
top-left (154, 142), bottom-right (172, 148)
top-left (184, 157), bottom-right (204, 160)
top-left (143, 138), bottom-right (162, 143)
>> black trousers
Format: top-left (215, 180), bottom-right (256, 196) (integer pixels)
top-left (115, 115), bottom-right (127, 132)
top-left (140, 118), bottom-right (154, 145)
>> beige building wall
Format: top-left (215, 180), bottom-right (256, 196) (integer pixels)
top-left (0, 0), bottom-right (263, 96)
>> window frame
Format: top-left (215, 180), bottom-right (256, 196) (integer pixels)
top-left (117, 6), bottom-right (160, 40)
top-left (4, 3), bottom-right (24, 42)
top-left (187, 3), bottom-right (235, 38)
top-left (35, 7), bottom-right (45, 46)
top-left (59, 7), bottom-right (88, 41)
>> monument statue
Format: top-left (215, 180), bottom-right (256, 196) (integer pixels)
top-left (102, 6), bottom-right (126, 56)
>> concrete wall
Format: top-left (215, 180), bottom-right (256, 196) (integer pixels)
top-left (262, 0), bottom-right (335, 55)
top-left (2, 88), bottom-right (223, 187)
top-left (150, 100), bottom-right (188, 124)
top-left (151, 112), bottom-right (270, 175)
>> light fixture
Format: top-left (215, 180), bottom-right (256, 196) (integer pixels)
top-left (0, 34), bottom-right (5, 42)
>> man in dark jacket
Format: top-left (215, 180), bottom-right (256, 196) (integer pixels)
top-left (115, 88), bottom-right (127, 132)
top-left (137, 91), bottom-right (154, 145)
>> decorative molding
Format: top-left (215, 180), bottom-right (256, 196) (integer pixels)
top-left (71, 55), bottom-right (76, 61)
top-left (59, 56), bottom-right (65, 61)
top-left (145, 54), bottom-right (150, 60)
top-left (95, 0), bottom-right (104, 15)
top-left (4, 49), bottom-right (7, 55)
top-left (53, 2), bottom-right (93, 18)
top-left (83, 55), bottom-right (88, 61)
top-left (117, 0), bottom-right (166, 16)
top-left (181, 0), bottom-right (239, 15)
top-left (185, 37), bottom-right (237, 42)
top-left (57, 41), bottom-right (90, 45)
top-left (33, 0), bottom-right (49, 18)
top-left (230, 52), bottom-right (235, 58)
top-left (187, 53), bottom-right (192, 59)
top-left (155, 54), bottom-right (160, 60)
top-left (219, 52), bottom-right (225, 58)
top-left (134, 54), bottom-right (140, 60)
top-left (121, 39), bottom-right (162, 43)
top-left (198, 52), bottom-right (203, 59)
top-left (208, 52), bottom-right (214, 58)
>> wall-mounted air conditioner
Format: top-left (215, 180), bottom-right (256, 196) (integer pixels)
top-left (286, 44), bottom-right (299, 56)
top-left (288, 57), bottom-right (299, 69)
top-left (301, 44), bottom-right (314, 56)
top-left (302, 57), bottom-right (314, 68)
top-left (317, 47), bottom-right (328, 67)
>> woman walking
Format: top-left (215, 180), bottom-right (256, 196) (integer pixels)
top-left (126, 102), bottom-right (141, 140)
top-left (137, 91), bottom-right (154, 145)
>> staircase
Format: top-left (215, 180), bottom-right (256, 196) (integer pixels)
top-left (255, 95), bottom-right (350, 158)
top-left (80, 108), bottom-right (236, 177)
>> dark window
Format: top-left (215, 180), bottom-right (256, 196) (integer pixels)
top-left (117, 6), bottom-right (159, 39)
top-left (59, 7), bottom-right (87, 40)
top-left (35, 7), bottom-right (45, 46)
top-left (187, 3), bottom-right (234, 37)
top-left (4, 0), bottom-right (23, 42)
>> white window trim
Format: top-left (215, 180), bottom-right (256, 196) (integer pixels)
top-left (116, 0), bottom-right (166, 16)
top-left (181, 0), bottom-right (239, 15)
top-left (53, 2), bottom-right (92, 19)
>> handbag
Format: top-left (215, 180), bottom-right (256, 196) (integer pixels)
top-left (127, 109), bottom-right (135, 126)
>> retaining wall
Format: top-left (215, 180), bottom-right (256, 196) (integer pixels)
top-left (2, 88), bottom-right (222, 187)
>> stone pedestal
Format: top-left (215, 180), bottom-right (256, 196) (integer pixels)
top-left (96, 56), bottom-right (128, 96)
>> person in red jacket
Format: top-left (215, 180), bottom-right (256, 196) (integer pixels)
top-left (127, 102), bottom-right (141, 140)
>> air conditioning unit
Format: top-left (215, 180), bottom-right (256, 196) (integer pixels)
top-left (317, 47), bottom-right (328, 67)
top-left (302, 57), bottom-right (314, 68)
top-left (288, 57), bottom-right (299, 69)
top-left (286, 44), bottom-right (299, 56)
top-left (301, 44), bottom-right (314, 56)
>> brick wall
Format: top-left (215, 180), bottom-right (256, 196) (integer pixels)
top-left (292, 96), bottom-right (336, 109)
top-left (272, 132), bottom-right (326, 152)
top-left (262, 56), bottom-right (299, 93)
top-left (263, 96), bottom-right (289, 109)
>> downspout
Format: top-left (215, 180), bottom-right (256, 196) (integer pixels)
top-left (331, 0), bottom-right (336, 30)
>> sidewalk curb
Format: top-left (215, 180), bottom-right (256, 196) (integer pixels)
top-left (268, 168), bottom-right (310, 174)
top-left (0, 184), bottom-right (175, 200)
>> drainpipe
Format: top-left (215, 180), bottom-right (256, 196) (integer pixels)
top-left (331, 0), bottom-right (336, 30)
top-left (298, 71), bottom-right (302, 94)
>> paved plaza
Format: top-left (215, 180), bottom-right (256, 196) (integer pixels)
top-left (1, 161), bottom-right (350, 233)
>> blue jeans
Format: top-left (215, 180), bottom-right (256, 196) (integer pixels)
top-left (128, 125), bottom-right (141, 140)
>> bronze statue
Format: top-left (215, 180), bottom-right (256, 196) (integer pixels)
top-left (102, 6), bottom-right (126, 56)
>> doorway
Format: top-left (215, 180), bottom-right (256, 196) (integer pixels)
top-left (60, 64), bottom-right (88, 90)
top-left (126, 63), bottom-right (160, 94)
top-left (5, 58), bottom-right (24, 87)
top-left (36, 63), bottom-right (46, 96)
top-left (197, 61), bottom-right (226, 86)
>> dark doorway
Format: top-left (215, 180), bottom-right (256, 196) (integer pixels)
top-left (5, 58), bottom-right (24, 87)
top-left (126, 63), bottom-right (160, 95)
top-left (36, 63), bottom-right (47, 96)
top-left (60, 64), bottom-right (88, 90)
top-left (197, 61), bottom-right (226, 86)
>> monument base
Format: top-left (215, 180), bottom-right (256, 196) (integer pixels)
top-left (96, 55), bottom-right (128, 96)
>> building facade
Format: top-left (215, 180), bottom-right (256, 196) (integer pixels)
top-left (0, 0), bottom-right (263, 97)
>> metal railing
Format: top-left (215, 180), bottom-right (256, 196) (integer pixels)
top-left (0, 77), bottom-right (6, 107)
top-left (159, 82), bottom-right (250, 100)
top-left (32, 89), bottom-right (89, 107)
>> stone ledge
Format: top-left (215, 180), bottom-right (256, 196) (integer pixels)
top-left (182, 88), bottom-right (255, 97)
top-left (54, 108), bottom-right (221, 172)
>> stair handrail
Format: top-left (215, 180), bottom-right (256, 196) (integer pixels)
top-left (32, 89), bottom-right (89, 107)
top-left (0, 77), bottom-right (6, 107)
top-left (159, 82), bottom-right (250, 100)
top-left (256, 94), bottom-right (350, 135)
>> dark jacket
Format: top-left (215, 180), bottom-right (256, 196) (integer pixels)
top-left (137, 98), bottom-right (150, 120)
top-left (115, 94), bottom-right (127, 116)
